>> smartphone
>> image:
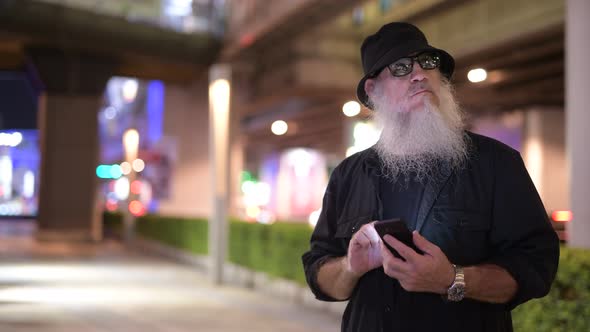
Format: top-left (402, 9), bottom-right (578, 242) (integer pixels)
top-left (373, 218), bottom-right (423, 258)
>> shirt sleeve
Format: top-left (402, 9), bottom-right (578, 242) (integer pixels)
top-left (301, 169), bottom-right (349, 301)
top-left (486, 147), bottom-right (560, 310)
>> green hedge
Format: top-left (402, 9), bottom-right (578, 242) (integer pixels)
top-left (228, 219), bottom-right (312, 285)
top-left (102, 213), bottom-right (590, 329)
top-left (101, 213), bottom-right (312, 284)
top-left (512, 246), bottom-right (590, 331)
top-left (135, 214), bottom-right (209, 255)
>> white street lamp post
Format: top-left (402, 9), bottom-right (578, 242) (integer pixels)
top-left (209, 64), bottom-right (231, 284)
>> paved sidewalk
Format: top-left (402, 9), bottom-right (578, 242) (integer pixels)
top-left (0, 221), bottom-right (341, 332)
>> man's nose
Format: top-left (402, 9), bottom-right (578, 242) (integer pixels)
top-left (409, 62), bottom-right (427, 82)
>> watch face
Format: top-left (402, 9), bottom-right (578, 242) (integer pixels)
top-left (448, 284), bottom-right (465, 302)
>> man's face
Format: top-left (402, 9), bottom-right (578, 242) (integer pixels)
top-left (364, 56), bottom-right (467, 182)
top-left (366, 59), bottom-right (443, 113)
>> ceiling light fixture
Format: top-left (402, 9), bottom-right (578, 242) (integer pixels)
top-left (271, 120), bottom-right (288, 136)
top-left (467, 68), bottom-right (487, 83)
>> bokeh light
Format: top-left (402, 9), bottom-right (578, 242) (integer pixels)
top-left (342, 101), bottom-right (361, 117)
top-left (467, 68), bottom-right (487, 83)
top-left (132, 159), bottom-right (145, 172)
top-left (271, 120), bottom-right (288, 136)
top-left (129, 200), bottom-right (146, 216)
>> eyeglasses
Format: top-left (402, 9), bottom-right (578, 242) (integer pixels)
top-left (384, 52), bottom-right (441, 77)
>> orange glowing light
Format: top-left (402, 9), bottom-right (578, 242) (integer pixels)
top-left (551, 210), bottom-right (573, 222)
top-left (129, 200), bottom-right (146, 216)
top-left (130, 180), bottom-right (142, 195)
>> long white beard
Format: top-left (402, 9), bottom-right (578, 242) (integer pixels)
top-left (370, 80), bottom-right (468, 182)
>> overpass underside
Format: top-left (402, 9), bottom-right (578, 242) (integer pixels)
top-left (229, 0), bottom-right (564, 160)
top-left (0, 0), bottom-right (573, 241)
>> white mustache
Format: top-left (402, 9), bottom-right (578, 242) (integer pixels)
top-left (407, 82), bottom-right (432, 96)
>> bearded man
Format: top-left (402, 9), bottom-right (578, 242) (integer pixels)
top-left (302, 22), bottom-right (559, 332)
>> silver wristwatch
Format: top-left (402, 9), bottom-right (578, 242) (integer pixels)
top-left (447, 264), bottom-right (465, 302)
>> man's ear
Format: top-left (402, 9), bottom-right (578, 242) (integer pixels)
top-left (365, 79), bottom-right (376, 99)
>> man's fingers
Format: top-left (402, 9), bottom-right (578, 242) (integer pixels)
top-left (360, 223), bottom-right (382, 245)
top-left (412, 231), bottom-right (439, 255)
top-left (380, 240), bottom-right (394, 260)
top-left (379, 241), bottom-right (408, 276)
top-left (365, 224), bottom-right (382, 245)
top-left (383, 234), bottom-right (419, 263)
top-left (351, 232), bottom-right (371, 248)
top-left (352, 224), bottom-right (381, 248)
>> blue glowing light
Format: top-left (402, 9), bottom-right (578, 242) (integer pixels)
top-left (146, 80), bottom-right (164, 145)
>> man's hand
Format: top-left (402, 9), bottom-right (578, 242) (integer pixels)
top-left (381, 231), bottom-right (455, 294)
top-left (346, 222), bottom-right (383, 278)
top-left (315, 222), bottom-right (383, 300)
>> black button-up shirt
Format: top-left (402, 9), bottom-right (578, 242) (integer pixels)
top-left (302, 132), bottom-right (559, 332)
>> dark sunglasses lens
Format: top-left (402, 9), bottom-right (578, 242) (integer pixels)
top-left (390, 58), bottom-right (413, 76)
top-left (418, 53), bottom-right (441, 69)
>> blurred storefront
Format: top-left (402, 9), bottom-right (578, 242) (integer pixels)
top-left (0, 130), bottom-right (40, 217)
top-left (97, 77), bottom-right (175, 217)
top-left (0, 69), bottom-right (42, 218)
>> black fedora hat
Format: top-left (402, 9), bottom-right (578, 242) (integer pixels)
top-left (356, 22), bottom-right (455, 109)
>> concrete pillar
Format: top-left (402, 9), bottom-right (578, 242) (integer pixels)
top-left (522, 109), bottom-right (568, 215)
top-left (566, 0), bottom-right (590, 248)
top-left (158, 81), bottom-right (211, 217)
top-left (28, 48), bottom-right (114, 242)
top-left (157, 78), bottom-right (244, 216)
top-left (36, 94), bottom-right (102, 241)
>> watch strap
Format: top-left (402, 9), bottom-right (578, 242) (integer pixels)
top-left (446, 264), bottom-right (466, 302)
